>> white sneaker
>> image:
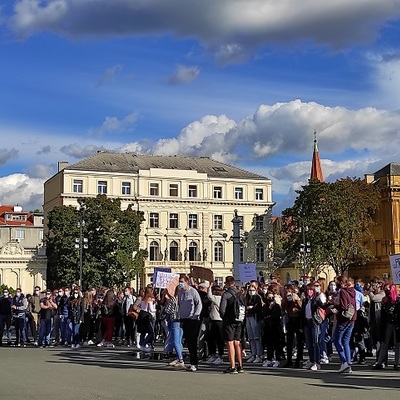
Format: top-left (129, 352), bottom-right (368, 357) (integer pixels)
top-left (320, 357), bottom-right (329, 364)
top-left (106, 342), bottom-right (115, 348)
top-left (272, 361), bottom-right (280, 368)
top-left (88, 340), bottom-right (94, 345)
top-left (207, 355), bottom-right (217, 364)
top-left (247, 356), bottom-right (256, 363)
top-left (75, 344), bottom-right (81, 349)
top-left (213, 357), bottom-right (223, 365)
top-left (262, 360), bottom-right (274, 367)
top-left (310, 363), bottom-right (318, 371)
top-left (338, 362), bottom-right (350, 373)
top-left (254, 356), bottom-right (263, 363)
top-left (71, 344), bottom-right (76, 349)
top-left (189, 365), bottom-right (198, 372)
top-left (97, 341), bottom-right (104, 347)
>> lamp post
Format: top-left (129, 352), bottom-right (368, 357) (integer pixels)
top-left (75, 207), bottom-right (88, 288)
top-left (299, 222), bottom-right (311, 277)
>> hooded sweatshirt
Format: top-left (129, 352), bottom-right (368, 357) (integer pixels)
top-left (337, 286), bottom-right (357, 324)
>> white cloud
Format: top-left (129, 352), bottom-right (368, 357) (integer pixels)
top-left (88, 111), bottom-right (139, 136)
top-left (26, 163), bottom-right (55, 179)
top-left (0, 173), bottom-right (44, 211)
top-left (168, 65), bottom-right (200, 85)
top-left (0, 148), bottom-right (19, 164)
top-left (8, 1), bottom-right (400, 59)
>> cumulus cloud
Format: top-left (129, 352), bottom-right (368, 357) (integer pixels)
top-left (88, 111), bottom-right (139, 136)
top-left (0, 148), bottom-right (19, 164)
top-left (60, 144), bottom-right (107, 158)
top-left (96, 64), bottom-right (123, 87)
top-left (0, 173), bottom-right (44, 211)
top-left (36, 145), bottom-right (51, 155)
top-left (7, 1), bottom-right (400, 59)
top-left (168, 65), bottom-right (200, 85)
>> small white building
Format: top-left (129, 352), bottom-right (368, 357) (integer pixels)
top-left (0, 205), bottom-right (47, 293)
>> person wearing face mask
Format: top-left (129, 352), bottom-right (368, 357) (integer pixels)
top-left (177, 274), bottom-right (202, 372)
top-left (244, 283), bottom-right (263, 363)
top-left (0, 289), bottom-right (12, 346)
top-left (38, 290), bottom-right (57, 348)
top-left (52, 288), bottom-right (64, 346)
top-left (122, 286), bottom-right (136, 347)
top-left (11, 288), bottom-right (28, 347)
top-left (29, 285), bottom-right (41, 346)
top-left (59, 287), bottom-right (72, 346)
top-left (68, 289), bottom-right (84, 349)
top-left (281, 286), bottom-right (303, 368)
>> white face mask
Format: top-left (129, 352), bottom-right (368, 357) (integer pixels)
top-left (65, 292), bottom-right (70, 297)
top-left (73, 293), bottom-right (79, 299)
top-left (329, 285), bottom-right (336, 291)
top-left (46, 294), bottom-right (51, 299)
top-left (315, 287), bottom-right (321, 293)
top-left (125, 291), bottom-right (130, 296)
top-left (34, 290), bottom-right (39, 295)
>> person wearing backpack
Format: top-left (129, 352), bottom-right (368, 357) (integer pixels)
top-left (219, 276), bottom-right (245, 374)
top-left (333, 276), bottom-right (357, 373)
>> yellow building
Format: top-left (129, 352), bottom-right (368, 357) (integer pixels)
top-left (350, 163), bottom-right (400, 280)
top-left (44, 152), bottom-right (274, 286)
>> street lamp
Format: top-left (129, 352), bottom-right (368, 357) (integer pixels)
top-left (299, 223), bottom-right (311, 276)
top-left (75, 207), bottom-right (88, 288)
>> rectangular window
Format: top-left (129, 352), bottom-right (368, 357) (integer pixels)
top-left (149, 213), bottom-right (159, 228)
top-left (15, 229), bottom-right (25, 240)
top-left (255, 216), bottom-right (264, 231)
top-left (169, 184), bottom-right (178, 197)
top-left (169, 213), bottom-right (179, 228)
top-left (39, 230), bottom-right (44, 241)
top-left (150, 183), bottom-right (159, 196)
top-left (122, 182), bottom-right (131, 195)
top-left (213, 215), bottom-right (223, 230)
top-left (213, 186), bottom-right (222, 199)
top-left (255, 188), bottom-right (264, 200)
top-left (188, 185), bottom-right (197, 198)
top-left (235, 187), bottom-right (243, 200)
top-left (97, 180), bottom-right (107, 194)
top-left (188, 214), bottom-right (198, 229)
top-left (73, 179), bottom-right (83, 193)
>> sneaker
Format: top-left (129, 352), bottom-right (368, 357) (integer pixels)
top-left (75, 344), bottom-right (81, 349)
top-left (236, 366), bottom-right (245, 373)
top-left (83, 341), bottom-right (89, 346)
top-left (189, 365), bottom-right (198, 372)
top-left (207, 355), bottom-right (218, 364)
top-left (320, 357), bottom-right (329, 364)
top-left (223, 367), bottom-right (237, 374)
top-left (88, 340), bottom-right (94, 345)
top-left (372, 363), bottom-right (385, 370)
top-left (106, 342), bottom-right (115, 348)
top-left (345, 367), bottom-right (353, 374)
top-left (272, 361), bottom-right (280, 368)
top-left (213, 357), bottom-right (224, 365)
top-left (33, 341), bottom-right (38, 347)
top-left (303, 361), bottom-right (313, 369)
top-left (169, 359), bottom-right (180, 366)
top-left (338, 362), bottom-right (350, 373)
top-left (71, 344), bottom-right (76, 349)
top-left (254, 356), bottom-right (263, 363)
top-left (97, 341), bottom-right (104, 347)
top-left (310, 363), bottom-right (318, 371)
top-left (247, 356), bottom-right (256, 363)
top-left (262, 360), bottom-right (274, 367)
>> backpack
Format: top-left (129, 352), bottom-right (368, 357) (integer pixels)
top-left (341, 290), bottom-right (356, 320)
top-left (228, 288), bottom-right (246, 323)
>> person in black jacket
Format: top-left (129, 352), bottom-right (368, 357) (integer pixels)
top-left (38, 290), bottom-right (57, 348)
top-left (69, 289), bottom-right (84, 349)
top-left (0, 289), bottom-right (12, 346)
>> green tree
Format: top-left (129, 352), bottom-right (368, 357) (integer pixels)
top-left (46, 195), bottom-right (146, 289)
top-left (281, 177), bottom-right (380, 276)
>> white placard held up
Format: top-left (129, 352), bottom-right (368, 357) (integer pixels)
top-left (154, 271), bottom-right (179, 289)
top-left (389, 254), bottom-right (400, 284)
top-left (239, 263), bottom-right (257, 285)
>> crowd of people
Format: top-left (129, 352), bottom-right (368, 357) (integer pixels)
top-left (0, 273), bottom-right (399, 375)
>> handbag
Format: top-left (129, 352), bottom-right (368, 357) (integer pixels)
top-left (312, 307), bottom-right (326, 325)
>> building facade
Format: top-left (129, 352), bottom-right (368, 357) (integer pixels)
top-left (44, 152), bottom-right (274, 286)
top-left (0, 205), bottom-right (47, 293)
top-left (350, 163), bottom-right (400, 280)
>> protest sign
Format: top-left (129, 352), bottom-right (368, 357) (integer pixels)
top-left (389, 254), bottom-right (400, 284)
top-left (239, 263), bottom-right (257, 284)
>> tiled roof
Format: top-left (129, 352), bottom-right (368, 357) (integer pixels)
top-left (374, 163), bottom-right (400, 180)
top-left (65, 152), bottom-right (269, 180)
top-left (0, 205), bottom-right (33, 226)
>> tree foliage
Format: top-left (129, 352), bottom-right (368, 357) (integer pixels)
top-left (46, 195), bottom-right (146, 290)
top-left (281, 177), bottom-right (380, 276)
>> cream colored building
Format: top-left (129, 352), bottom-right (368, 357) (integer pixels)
top-left (0, 205), bottom-right (47, 293)
top-left (44, 152), bottom-right (274, 286)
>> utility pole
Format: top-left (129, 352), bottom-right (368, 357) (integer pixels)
top-left (75, 208), bottom-right (88, 288)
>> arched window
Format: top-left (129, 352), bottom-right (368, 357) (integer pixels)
top-left (189, 241), bottom-right (198, 261)
top-left (256, 243), bottom-right (265, 262)
top-left (214, 242), bottom-right (223, 262)
top-left (169, 241), bottom-right (179, 261)
top-left (149, 241), bottom-right (159, 261)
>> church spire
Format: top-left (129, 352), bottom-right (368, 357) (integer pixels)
top-left (310, 131), bottom-right (323, 182)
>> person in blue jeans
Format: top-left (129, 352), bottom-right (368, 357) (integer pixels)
top-left (69, 289), bottom-right (84, 349)
top-left (333, 276), bottom-right (357, 373)
top-left (38, 290), bottom-right (57, 347)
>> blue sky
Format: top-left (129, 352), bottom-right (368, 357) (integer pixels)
top-left (1, 1), bottom-right (400, 213)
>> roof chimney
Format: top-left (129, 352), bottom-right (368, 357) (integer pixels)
top-left (58, 161), bottom-right (69, 172)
